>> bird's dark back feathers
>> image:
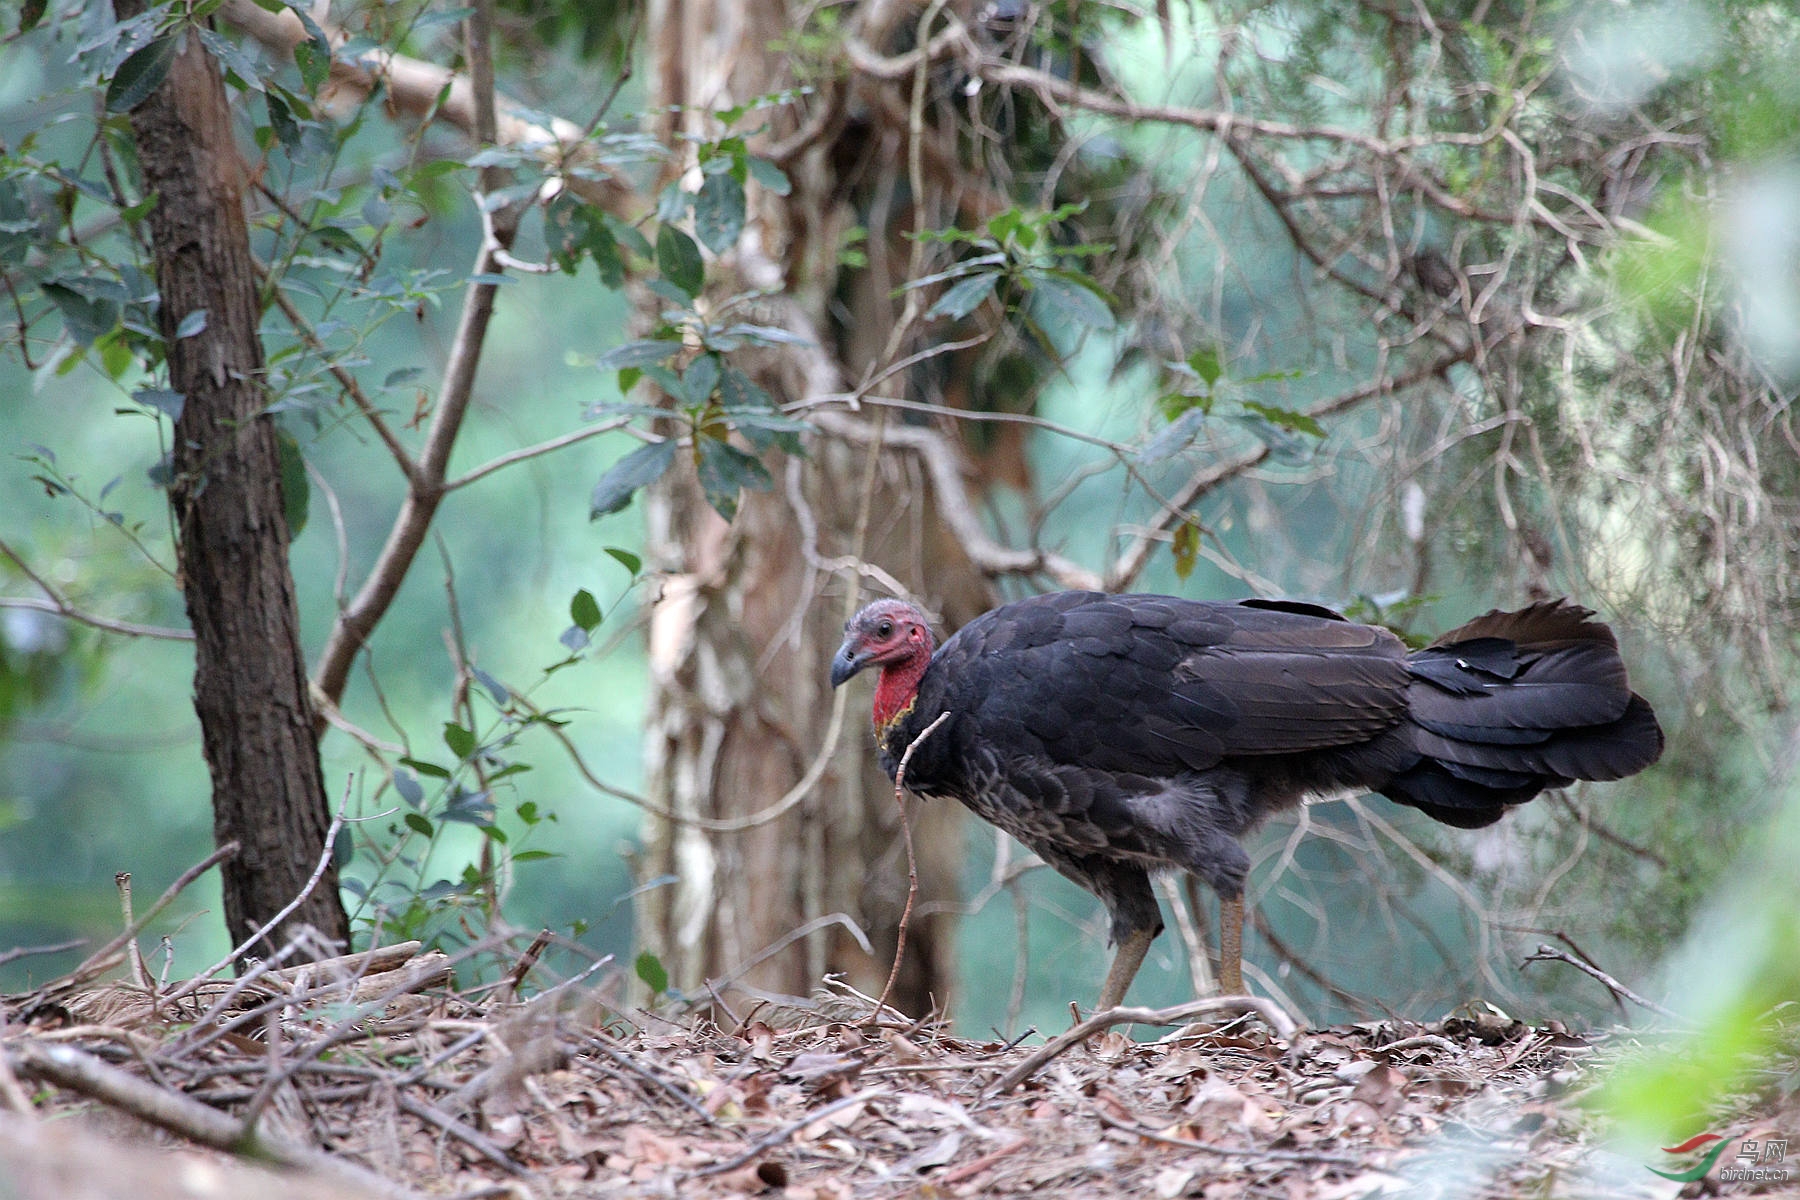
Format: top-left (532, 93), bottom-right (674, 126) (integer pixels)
top-left (880, 592), bottom-right (1661, 841)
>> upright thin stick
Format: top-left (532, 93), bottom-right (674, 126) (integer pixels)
top-left (874, 712), bottom-right (950, 1022)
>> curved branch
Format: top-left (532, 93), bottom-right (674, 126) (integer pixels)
top-left (0, 538), bottom-right (192, 641)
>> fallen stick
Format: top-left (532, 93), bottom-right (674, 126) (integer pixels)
top-left (7, 1042), bottom-right (418, 1199)
top-left (982, 996), bottom-right (1300, 1097)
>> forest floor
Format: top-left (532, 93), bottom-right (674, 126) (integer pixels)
top-left (1, 942), bottom-right (1795, 1200)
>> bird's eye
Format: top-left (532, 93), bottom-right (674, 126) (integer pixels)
top-left (876, 620), bottom-right (894, 637)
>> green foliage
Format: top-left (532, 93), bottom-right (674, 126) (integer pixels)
top-left (903, 203), bottom-right (1117, 351)
top-left (634, 948), bottom-right (669, 998)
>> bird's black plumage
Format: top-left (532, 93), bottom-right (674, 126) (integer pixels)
top-left (832, 590), bottom-right (1662, 1002)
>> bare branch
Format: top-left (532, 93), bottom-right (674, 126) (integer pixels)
top-left (1522, 944), bottom-right (1675, 1019)
top-left (0, 538), bottom-right (192, 641)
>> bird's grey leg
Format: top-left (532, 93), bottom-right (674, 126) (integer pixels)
top-left (1096, 926), bottom-right (1155, 1011)
top-left (1218, 894), bottom-right (1245, 995)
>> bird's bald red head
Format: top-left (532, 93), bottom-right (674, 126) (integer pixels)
top-left (830, 599), bottom-right (936, 730)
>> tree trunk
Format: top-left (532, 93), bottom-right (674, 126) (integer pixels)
top-left (120, 17), bottom-right (348, 954)
top-left (634, 0), bottom-right (985, 1017)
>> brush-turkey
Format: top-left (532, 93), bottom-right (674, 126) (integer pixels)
top-left (830, 590), bottom-right (1662, 1009)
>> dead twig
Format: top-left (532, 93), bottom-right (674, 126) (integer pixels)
top-left (395, 1091), bottom-right (529, 1177)
top-left (1092, 1104), bottom-right (1364, 1167)
top-left (875, 711), bottom-right (951, 1023)
top-left (162, 795), bottom-right (350, 1006)
top-left (0, 939), bottom-right (86, 969)
top-left (685, 1087), bottom-right (888, 1180)
top-left (7, 1041), bottom-right (419, 1197)
top-left (983, 997), bottom-right (1300, 1098)
top-left (1521, 944), bottom-right (1675, 1019)
top-left (22, 841), bottom-right (239, 1015)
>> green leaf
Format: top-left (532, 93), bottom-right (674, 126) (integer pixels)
top-left (40, 282), bottom-right (118, 346)
top-left (263, 88), bottom-right (303, 155)
top-left (133, 388), bottom-right (184, 422)
top-left (197, 28), bottom-right (265, 93)
top-left (275, 428), bottom-right (309, 537)
top-left (604, 214), bottom-right (653, 261)
top-left (696, 435), bottom-right (773, 522)
top-left (511, 849), bottom-right (556, 863)
top-left (1172, 522), bottom-right (1200, 581)
top-left (682, 353), bottom-right (721, 406)
top-left (694, 172), bottom-right (746, 254)
top-left (1239, 401), bottom-right (1325, 438)
top-left (655, 224), bottom-right (705, 297)
top-left (290, 11), bottom-right (331, 95)
top-left (106, 36), bottom-right (178, 113)
top-left (1188, 346), bottom-right (1224, 388)
top-left (591, 439), bottom-right (677, 518)
top-left (175, 309), bottom-right (208, 339)
top-left (393, 771), bottom-right (425, 808)
top-left (746, 156), bottom-right (791, 195)
top-left (928, 272), bottom-right (999, 321)
top-left (593, 339), bottom-right (681, 370)
top-left (635, 950), bottom-right (669, 996)
top-left (719, 365), bottom-right (773, 410)
top-left (1027, 269), bottom-right (1115, 330)
top-left (443, 723), bottom-right (476, 760)
top-left (404, 812), bottom-right (435, 838)
top-left (605, 546), bottom-right (642, 576)
top-left (472, 667), bottom-right (509, 706)
top-left (400, 757), bottom-right (452, 779)
top-left (19, 0), bottom-right (47, 34)
top-left (570, 588), bottom-right (602, 632)
top-left (1136, 409), bottom-right (1206, 466)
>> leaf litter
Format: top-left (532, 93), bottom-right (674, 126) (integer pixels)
top-left (1, 944), bottom-right (1796, 1200)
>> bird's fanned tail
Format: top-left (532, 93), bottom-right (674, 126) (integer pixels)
top-left (1382, 600), bottom-right (1664, 828)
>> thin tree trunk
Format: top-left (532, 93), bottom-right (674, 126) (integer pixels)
top-left (119, 16), bottom-right (348, 954)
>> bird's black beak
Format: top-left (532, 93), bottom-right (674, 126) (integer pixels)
top-left (830, 636), bottom-right (868, 688)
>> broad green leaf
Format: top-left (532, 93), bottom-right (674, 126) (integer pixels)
top-left (41, 282), bottom-right (118, 346)
top-left (694, 172), bottom-right (746, 254)
top-left (604, 546), bottom-right (642, 576)
top-left (747, 156), bottom-right (791, 195)
top-left (928, 272), bottom-right (999, 321)
top-left (176, 309), bottom-right (208, 339)
top-left (1240, 401), bottom-right (1326, 438)
top-left (570, 588), bottom-right (602, 632)
top-left (656, 224), bottom-right (705, 297)
top-left (591, 439), bottom-right (677, 518)
top-left (1188, 346), bottom-right (1224, 387)
top-left (106, 37), bottom-right (178, 113)
top-left (719, 365), bottom-right (773, 410)
top-left (682, 353), bottom-right (721, 406)
top-left (133, 387), bottom-right (184, 422)
top-left (696, 435), bottom-right (773, 522)
top-left (593, 339), bottom-right (680, 370)
top-left (472, 667), bottom-right (509, 706)
top-left (392, 770), bottom-right (425, 808)
top-left (404, 812), bottom-right (435, 838)
top-left (1027, 269), bottom-right (1115, 330)
top-left (1136, 409), bottom-right (1207, 466)
top-left (1172, 522), bottom-right (1200, 580)
top-left (289, 9), bottom-right (332, 95)
top-left (635, 950), bottom-right (669, 996)
top-left (443, 722), bottom-right (476, 760)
